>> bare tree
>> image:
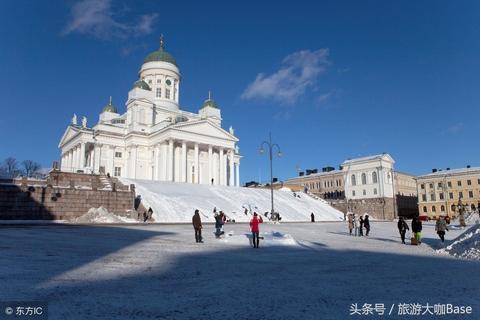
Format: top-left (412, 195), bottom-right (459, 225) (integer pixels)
top-left (0, 157), bottom-right (20, 178)
top-left (22, 160), bottom-right (41, 177)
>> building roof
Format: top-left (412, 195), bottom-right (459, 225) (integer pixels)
top-left (285, 169), bottom-right (343, 182)
top-left (143, 35), bottom-right (177, 66)
top-left (201, 92), bottom-right (218, 109)
top-left (342, 153), bottom-right (394, 165)
top-left (102, 97), bottom-right (117, 113)
top-left (132, 79), bottom-right (151, 91)
top-left (417, 167), bottom-right (480, 179)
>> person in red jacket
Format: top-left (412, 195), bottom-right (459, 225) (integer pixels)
top-left (250, 212), bottom-right (263, 248)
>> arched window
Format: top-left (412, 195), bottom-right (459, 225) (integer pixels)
top-left (361, 173), bottom-right (367, 185)
top-left (441, 205), bottom-right (445, 212)
top-left (372, 172), bottom-right (378, 183)
top-left (423, 206), bottom-right (427, 213)
top-left (351, 174), bottom-right (356, 186)
top-left (432, 206), bottom-right (436, 212)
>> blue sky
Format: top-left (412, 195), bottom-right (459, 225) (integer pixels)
top-left (1, 0), bottom-right (479, 183)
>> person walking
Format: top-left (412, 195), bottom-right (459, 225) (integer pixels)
top-left (397, 217), bottom-right (409, 244)
top-left (353, 214), bottom-right (360, 236)
top-left (411, 215), bottom-right (423, 244)
top-left (250, 212), bottom-right (263, 248)
top-left (348, 213), bottom-right (354, 235)
top-left (364, 214), bottom-right (370, 236)
top-left (435, 216), bottom-right (449, 243)
top-left (359, 216), bottom-right (364, 236)
top-left (311, 212), bottom-right (315, 223)
top-left (192, 209), bottom-right (203, 243)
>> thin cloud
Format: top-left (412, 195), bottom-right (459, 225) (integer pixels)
top-left (445, 122), bottom-right (464, 134)
top-left (63, 0), bottom-right (158, 40)
top-left (241, 49), bottom-right (330, 105)
top-left (314, 89), bottom-right (343, 110)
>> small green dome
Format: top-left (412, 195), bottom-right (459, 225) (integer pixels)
top-left (201, 92), bottom-right (219, 109)
top-left (144, 36), bottom-right (177, 66)
top-left (132, 79), bottom-right (151, 91)
top-left (202, 98), bottom-right (218, 109)
top-left (102, 97), bottom-right (117, 113)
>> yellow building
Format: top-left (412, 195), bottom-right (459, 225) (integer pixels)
top-left (416, 166), bottom-right (480, 217)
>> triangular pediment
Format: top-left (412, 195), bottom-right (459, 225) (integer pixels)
top-left (170, 120), bottom-right (238, 142)
top-left (58, 125), bottom-right (80, 148)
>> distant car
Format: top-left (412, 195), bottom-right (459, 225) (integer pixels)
top-left (418, 215), bottom-right (430, 221)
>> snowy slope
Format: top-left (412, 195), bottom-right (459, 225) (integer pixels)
top-left (121, 179), bottom-right (344, 223)
top-left (438, 224), bottom-right (480, 260)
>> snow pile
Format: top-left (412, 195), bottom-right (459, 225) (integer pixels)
top-left (221, 230), bottom-right (299, 247)
top-left (121, 179), bottom-right (344, 223)
top-left (438, 224), bottom-right (480, 260)
top-left (279, 186), bottom-right (292, 192)
top-left (73, 207), bottom-right (137, 224)
top-left (465, 212), bottom-right (480, 225)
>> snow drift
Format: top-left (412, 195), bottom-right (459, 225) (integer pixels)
top-left (121, 179), bottom-right (344, 223)
top-left (73, 207), bottom-right (137, 224)
top-left (438, 224), bottom-right (480, 260)
top-left (221, 231), bottom-right (299, 247)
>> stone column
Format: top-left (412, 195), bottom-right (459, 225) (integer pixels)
top-left (229, 150), bottom-right (234, 186)
top-left (79, 142), bottom-right (86, 169)
top-left (168, 139), bottom-right (174, 181)
top-left (132, 145), bottom-right (138, 179)
top-left (194, 143), bottom-right (199, 184)
top-left (219, 147), bottom-right (224, 186)
top-left (181, 141), bottom-right (187, 182)
top-left (236, 161), bottom-right (240, 187)
top-left (73, 148), bottom-right (77, 171)
top-left (154, 144), bottom-right (160, 180)
top-left (208, 145), bottom-right (213, 184)
top-left (94, 144), bottom-right (102, 174)
top-left (109, 146), bottom-right (115, 176)
top-left (161, 142), bottom-right (168, 181)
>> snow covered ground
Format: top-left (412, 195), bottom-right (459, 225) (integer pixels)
top-left (121, 178), bottom-right (344, 223)
top-left (1, 221), bottom-right (478, 319)
top-left (438, 223), bottom-right (480, 260)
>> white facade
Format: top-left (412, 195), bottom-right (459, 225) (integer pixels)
top-left (58, 39), bottom-right (241, 186)
top-left (342, 154), bottom-right (395, 200)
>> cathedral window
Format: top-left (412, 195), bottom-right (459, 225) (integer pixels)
top-left (361, 173), bottom-right (367, 185)
top-left (351, 174), bottom-right (356, 186)
top-left (115, 152), bottom-right (122, 158)
top-left (372, 172), bottom-right (378, 183)
top-left (157, 78), bottom-right (161, 84)
top-left (166, 89), bottom-right (171, 99)
top-left (114, 167), bottom-right (121, 177)
top-left (374, 188), bottom-right (377, 195)
top-left (156, 87), bottom-right (162, 98)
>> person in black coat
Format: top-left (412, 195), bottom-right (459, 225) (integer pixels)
top-left (411, 216), bottom-right (423, 244)
top-left (310, 212), bottom-right (315, 223)
top-left (397, 217), bottom-right (409, 244)
top-left (364, 215), bottom-right (370, 236)
top-left (359, 216), bottom-right (364, 236)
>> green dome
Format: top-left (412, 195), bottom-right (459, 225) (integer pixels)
top-left (132, 79), bottom-right (151, 91)
top-left (143, 35), bottom-right (178, 66)
top-left (144, 49), bottom-right (177, 66)
top-left (202, 98), bottom-right (218, 109)
top-left (201, 92), bottom-right (219, 109)
top-left (102, 97), bottom-right (117, 113)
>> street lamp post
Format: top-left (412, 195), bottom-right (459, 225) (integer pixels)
top-left (260, 132), bottom-right (282, 221)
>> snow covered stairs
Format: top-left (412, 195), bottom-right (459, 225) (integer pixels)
top-left (99, 175), bottom-right (113, 191)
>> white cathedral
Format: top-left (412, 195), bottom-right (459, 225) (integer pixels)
top-left (58, 37), bottom-right (241, 186)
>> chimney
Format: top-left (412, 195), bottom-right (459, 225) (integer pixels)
top-left (432, 168), bottom-right (437, 173)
